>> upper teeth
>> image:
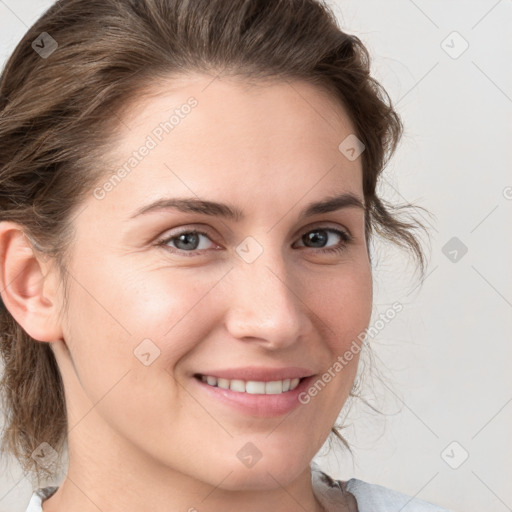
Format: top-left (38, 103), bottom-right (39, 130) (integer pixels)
top-left (200, 375), bottom-right (301, 394)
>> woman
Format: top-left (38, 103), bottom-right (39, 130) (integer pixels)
top-left (0, 0), bottom-right (450, 510)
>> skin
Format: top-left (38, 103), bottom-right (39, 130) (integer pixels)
top-left (0, 74), bottom-right (371, 511)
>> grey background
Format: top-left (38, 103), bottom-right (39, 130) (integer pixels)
top-left (0, 1), bottom-right (511, 511)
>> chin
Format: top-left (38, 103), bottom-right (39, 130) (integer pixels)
top-left (211, 452), bottom-right (310, 491)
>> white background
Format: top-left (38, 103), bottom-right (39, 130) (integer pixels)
top-left (0, 1), bottom-right (511, 511)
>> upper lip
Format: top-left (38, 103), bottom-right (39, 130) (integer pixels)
top-left (194, 366), bottom-right (315, 382)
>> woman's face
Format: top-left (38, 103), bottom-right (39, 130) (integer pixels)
top-left (53, 74), bottom-right (372, 490)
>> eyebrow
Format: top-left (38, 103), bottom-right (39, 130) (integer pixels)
top-left (129, 192), bottom-right (365, 221)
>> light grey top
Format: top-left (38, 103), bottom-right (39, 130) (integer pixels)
top-left (25, 461), bottom-right (452, 511)
top-left (310, 461), bottom-right (452, 511)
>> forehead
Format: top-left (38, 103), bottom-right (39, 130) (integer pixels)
top-left (91, 74), bottom-right (363, 221)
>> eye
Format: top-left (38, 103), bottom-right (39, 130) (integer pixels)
top-left (157, 229), bottom-right (217, 255)
top-left (294, 227), bottom-right (352, 254)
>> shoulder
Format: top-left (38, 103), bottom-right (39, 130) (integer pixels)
top-left (311, 461), bottom-right (452, 512)
top-left (344, 478), bottom-right (452, 511)
top-left (25, 486), bottom-right (58, 512)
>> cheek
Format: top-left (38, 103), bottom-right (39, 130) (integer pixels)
top-left (63, 262), bottom-right (223, 374)
top-left (306, 262), bottom-right (373, 351)
top-left (59, 263), bottom-right (219, 434)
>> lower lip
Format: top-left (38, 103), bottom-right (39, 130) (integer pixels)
top-left (192, 375), bottom-right (315, 417)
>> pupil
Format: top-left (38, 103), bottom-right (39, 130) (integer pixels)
top-left (176, 232), bottom-right (199, 250)
top-left (305, 230), bottom-right (327, 248)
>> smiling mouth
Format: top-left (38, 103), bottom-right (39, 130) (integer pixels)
top-left (193, 373), bottom-right (305, 395)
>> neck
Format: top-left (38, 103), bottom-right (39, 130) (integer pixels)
top-left (42, 431), bottom-right (327, 512)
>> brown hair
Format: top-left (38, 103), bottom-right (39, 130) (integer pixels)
top-left (0, 0), bottom-right (429, 486)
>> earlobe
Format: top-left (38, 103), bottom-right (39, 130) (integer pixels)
top-left (0, 221), bottom-right (63, 342)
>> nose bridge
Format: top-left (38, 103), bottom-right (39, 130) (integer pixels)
top-left (225, 241), bottom-right (309, 346)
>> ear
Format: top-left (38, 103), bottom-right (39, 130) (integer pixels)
top-left (0, 221), bottom-right (64, 342)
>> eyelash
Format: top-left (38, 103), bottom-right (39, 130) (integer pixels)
top-left (156, 226), bottom-right (353, 257)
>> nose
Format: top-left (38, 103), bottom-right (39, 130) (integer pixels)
top-left (223, 247), bottom-right (314, 350)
